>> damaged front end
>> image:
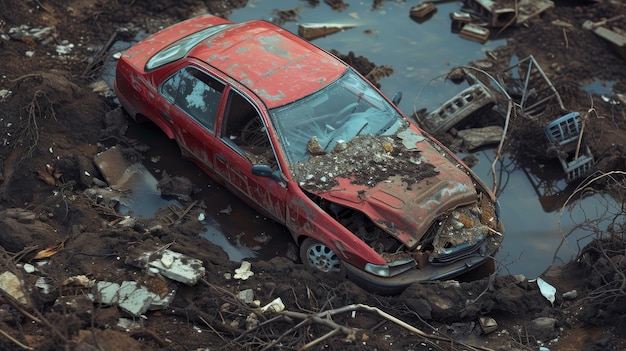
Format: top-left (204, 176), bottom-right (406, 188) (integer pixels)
top-left (308, 187), bottom-right (503, 292)
top-left (293, 126), bottom-right (504, 294)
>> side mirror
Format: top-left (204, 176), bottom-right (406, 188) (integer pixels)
top-left (252, 164), bottom-right (284, 183)
top-left (391, 91), bottom-right (403, 106)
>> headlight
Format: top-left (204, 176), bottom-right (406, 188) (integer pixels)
top-left (364, 263), bottom-right (390, 277)
top-left (365, 258), bottom-right (416, 277)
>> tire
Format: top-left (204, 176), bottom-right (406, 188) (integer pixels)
top-left (299, 237), bottom-right (342, 273)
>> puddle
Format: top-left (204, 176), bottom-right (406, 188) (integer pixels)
top-left (116, 163), bottom-right (180, 218)
top-left (465, 150), bottom-right (616, 278)
top-left (198, 214), bottom-right (258, 262)
top-left (108, 0), bottom-right (614, 277)
top-left (583, 79), bottom-right (616, 95)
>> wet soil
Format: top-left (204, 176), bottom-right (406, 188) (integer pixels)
top-left (0, 1), bottom-right (625, 350)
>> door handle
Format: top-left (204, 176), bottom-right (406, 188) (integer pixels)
top-left (160, 111), bottom-right (172, 121)
top-left (216, 154), bottom-right (227, 164)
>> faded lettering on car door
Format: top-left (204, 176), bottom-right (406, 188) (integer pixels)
top-left (216, 89), bottom-right (287, 222)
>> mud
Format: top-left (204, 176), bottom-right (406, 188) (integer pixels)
top-left (0, 1), bottom-right (625, 350)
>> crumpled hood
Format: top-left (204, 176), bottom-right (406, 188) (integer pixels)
top-left (301, 128), bottom-right (478, 249)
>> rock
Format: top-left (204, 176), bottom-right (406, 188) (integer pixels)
top-left (562, 290), bottom-right (578, 300)
top-left (528, 317), bottom-right (558, 342)
top-left (0, 209), bottom-right (63, 253)
top-left (0, 271), bottom-right (28, 305)
top-left (478, 316), bottom-right (498, 334)
top-left (306, 135), bottom-right (326, 156)
top-left (405, 297), bottom-right (432, 320)
top-left (238, 289), bottom-right (254, 304)
top-left (157, 171), bottom-right (197, 201)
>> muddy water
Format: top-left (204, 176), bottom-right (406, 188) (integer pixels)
top-left (120, 0), bottom-right (614, 280)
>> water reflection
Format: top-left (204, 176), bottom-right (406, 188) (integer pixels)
top-left (469, 150), bottom-right (615, 278)
top-left (114, 163), bottom-right (180, 218)
top-left (199, 214), bottom-right (258, 262)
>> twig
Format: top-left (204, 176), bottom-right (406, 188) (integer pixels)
top-left (263, 304), bottom-right (493, 351)
top-left (301, 328), bottom-right (340, 350)
top-left (0, 329), bottom-right (34, 350)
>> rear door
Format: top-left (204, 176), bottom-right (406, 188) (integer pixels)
top-left (159, 66), bottom-right (226, 173)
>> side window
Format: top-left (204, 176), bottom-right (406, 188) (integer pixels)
top-left (222, 91), bottom-right (277, 169)
top-left (159, 67), bottom-right (224, 131)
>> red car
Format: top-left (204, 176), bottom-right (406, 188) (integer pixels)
top-left (115, 14), bottom-right (504, 293)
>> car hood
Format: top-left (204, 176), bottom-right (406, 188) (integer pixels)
top-left (293, 127), bottom-right (478, 249)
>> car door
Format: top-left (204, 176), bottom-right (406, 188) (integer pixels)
top-left (159, 66), bottom-right (225, 173)
top-left (213, 87), bottom-right (287, 223)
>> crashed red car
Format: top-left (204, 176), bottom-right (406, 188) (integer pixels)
top-left (115, 14), bottom-right (504, 293)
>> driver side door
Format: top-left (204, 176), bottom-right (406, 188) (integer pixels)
top-left (213, 88), bottom-right (287, 223)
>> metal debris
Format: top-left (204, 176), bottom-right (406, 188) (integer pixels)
top-left (298, 23), bottom-right (356, 40)
top-left (583, 16), bottom-right (626, 60)
top-left (419, 82), bottom-right (496, 134)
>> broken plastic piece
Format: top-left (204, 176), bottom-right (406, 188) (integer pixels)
top-left (234, 261), bottom-right (254, 280)
top-left (260, 297), bottom-right (285, 313)
top-left (536, 277), bottom-right (556, 306)
top-left (544, 112), bottom-right (594, 182)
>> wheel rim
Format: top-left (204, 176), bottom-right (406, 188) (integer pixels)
top-left (305, 242), bottom-right (341, 273)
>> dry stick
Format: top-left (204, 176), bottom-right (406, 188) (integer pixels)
top-left (0, 329), bottom-right (34, 350)
top-left (574, 108), bottom-right (591, 160)
top-left (200, 316), bottom-right (227, 343)
top-left (301, 328), bottom-right (341, 350)
top-left (0, 287), bottom-right (41, 323)
top-left (459, 66), bottom-right (515, 195)
top-left (563, 28), bottom-right (569, 49)
top-left (264, 304), bottom-right (493, 351)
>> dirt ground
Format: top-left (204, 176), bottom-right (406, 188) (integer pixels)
top-left (0, 0), bottom-right (625, 350)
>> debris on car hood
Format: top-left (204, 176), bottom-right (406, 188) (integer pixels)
top-left (291, 125), bottom-right (480, 248)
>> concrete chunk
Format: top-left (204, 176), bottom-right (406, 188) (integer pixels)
top-left (126, 249), bottom-right (205, 285)
top-left (90, 280), bottom-right (176, 317)
top-left (0, 271), bottom-right (28, 305)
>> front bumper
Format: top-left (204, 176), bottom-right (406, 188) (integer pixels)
top-left (344, 229), bottom-right (503, 295)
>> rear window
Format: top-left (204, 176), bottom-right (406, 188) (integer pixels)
top-left (145, 24), bottom-right (231, 70)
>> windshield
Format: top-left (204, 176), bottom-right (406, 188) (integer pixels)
top-left (269, 69), bottom-right (404, 165)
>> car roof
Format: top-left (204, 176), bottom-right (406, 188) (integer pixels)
top-left (189, 20), bottom-right (348, 109)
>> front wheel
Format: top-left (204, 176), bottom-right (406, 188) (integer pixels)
top-left (299, 237), bottom-right (342, 273)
